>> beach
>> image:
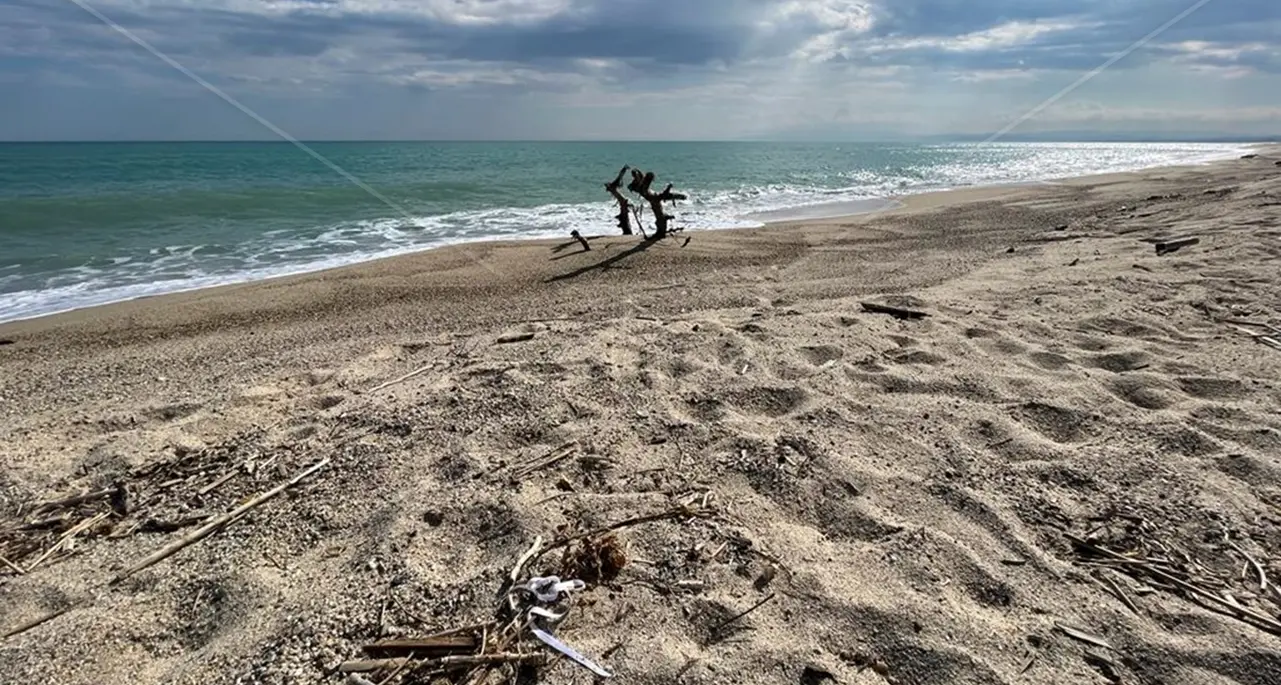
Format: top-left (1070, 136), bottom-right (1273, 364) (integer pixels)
top-left (2, 149), bottom-right (1280, 684)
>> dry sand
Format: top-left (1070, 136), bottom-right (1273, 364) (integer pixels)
top-left (2, 149), bottom-right (1280, 685)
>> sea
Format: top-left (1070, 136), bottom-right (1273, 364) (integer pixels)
top-left (0, 140), bottom-right (1254, 323)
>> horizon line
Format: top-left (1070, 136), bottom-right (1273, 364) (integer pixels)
top-left (1, 136), bottom-right (1277, 144)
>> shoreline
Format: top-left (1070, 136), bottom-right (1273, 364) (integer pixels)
top-left (0, 143), bottom-right (1263, 328)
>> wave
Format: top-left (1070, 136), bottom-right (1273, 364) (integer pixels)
top-left (0, 142), bottom-right (1255, 323)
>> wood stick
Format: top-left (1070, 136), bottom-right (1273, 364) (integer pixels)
top-left (1227, 540), bottom-right (1269, 593)
top-left (110, 458), bottom-right (331, 584)
top-left (512, 442), bottom-right (579, 479)
top-left (196, 470), bottom-right (238, 497)
top-left (711, 594), bottom-right (775, 634)
top-left (860, 302), bottom-right (928, 320)
top-left (0, 555), bottom-right (26, 575)
top-left (1068, 534), bottom-right (1281, 634)
top-left (1155, 237), bottom-right (1199, 255)
top-left (25, 512), bottom-right (109, 571)
top-left (543, 506), bottom-right (712, 553)
top-left (363, 636), bottom-right (477, 656)
top-left (367, 363), bottom-right (437, 394)
top-left (32, 488), bottom-right (116, 514)
top-left (340, 654), bottom-right (546, 674)
top-left (570, 230), bottom-right (591, 252)
top-left (2, 606), bottom-right (73, 640)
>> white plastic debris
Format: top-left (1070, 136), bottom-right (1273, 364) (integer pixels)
top-left (524, 575), bottom-right (586, 603)
top-left (530, 626), bottom-right (613, 678)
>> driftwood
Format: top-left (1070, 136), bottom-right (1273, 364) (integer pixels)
top-left (627, 169), bottom-right (688, 240)
top-left (710, 593), bottom-right (775, 636)
top-left (860, 302), bottom-right (929, 320)
top-left (570, 229), bottom-right (590, 252)
top-left (338, 653), bottom-right (546, 674)
top-left (363, 635), bottom-right (478, 656)
top-left (1155, 237), bottom-right (1199, 255)
top-left (2, 606), bottom-right (73, 640)
top-left (604, 166), bottom-right (633, 235)
top-left (543, 504), bottom-right (713, 554)
top-left (111, 458), bottom-right (330, 584)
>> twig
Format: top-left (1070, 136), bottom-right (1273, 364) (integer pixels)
top-left (2, 606), bottom-right (73, 640)
top-left (1096, 572), bottom-right (1141, 615)
top-left (31, 488), bottom-right (115, 514)
top-left (1155, 237), bottom-right (1199, 255)
top-left (364, 636), bottom-right (477, 656)
top-left (0, 555), bottom-right (26, 575)
top-left (1227, 539), bottom-right (1269, 593)
top-left (1068, 534), bottom-right (1281, 635)
top-left (367, 363), bottom-right (437, 394)
top-left (511, 536), bottom-right (543, 584)
top-left (860, 302), bottom-right (928, 320)
top-left (710, 594), bottom-right (775, 635)
top-left (512, 442), bottom-right (579, 479)
top-left (196, 470), bottom-right (238, 497)
top-left (111, 458), bottom-right (331, 584)
top-left (543, 506), bottom-right (713, 553)
top-left (340, 654), bottom-right (546, 674)
top-left (25, 512), bottom-right (109, 571)
top-left (375, 652), bottom-right (416, 685)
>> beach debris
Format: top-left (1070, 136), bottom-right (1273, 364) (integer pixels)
top-left (860, 301), bottom-right (929, 320)
top-left (1067, 520), bottom-right (1281, 637)
top-left (496, 331), bottom-right (536, 344)
top-left (604, 165), bottom-right (635, 235)
top-left (1229, 323), bottom-right (1281, 352)
top-left (709, 593), bottom-right (775, 639)
top-left (2, 605), bottom-right (75, 641)
top-left (570, 229), bottom-right (591, 251)
top-left (509, 441), bottom-right (579, 480)
top-left (0, 338), bottom-right (13, 346)
top-left (366, 360), bottom-right (440, 393)
top-left (626, 168), bottom-right (688, 240)
top-left (560, 533), bottom-right (628, 584)
top-left (530, 625), bottom-right (613, 677)
top-left (1054, 622), bottom-right (1113, 651)
top-left (111, 457), bottom-right (331, 584)
top-left (341, 537), bottom-right (618, 682)
top-left (1154, 237), bottom-right (1199, 255)
top-left (543, 502), bottom-right (716, 554)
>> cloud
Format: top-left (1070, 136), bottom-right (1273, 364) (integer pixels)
top-left (1, 0), bottom-right (1278, 139)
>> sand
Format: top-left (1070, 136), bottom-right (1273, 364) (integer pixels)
top-left (2, 149), bottom-right (1280, 685)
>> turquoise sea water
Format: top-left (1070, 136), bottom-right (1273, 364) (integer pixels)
top-left (0, 140), bottom-right (1252, 322)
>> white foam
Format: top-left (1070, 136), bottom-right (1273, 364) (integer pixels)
top-left (0, 142), bottom-right (1253, 324)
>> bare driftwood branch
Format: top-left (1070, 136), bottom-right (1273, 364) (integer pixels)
top-left (711, 593), bottom-right (775, 636)
top-left (339, 653), bottom-right (547, 674)
top-left (2, 606), bottom-right (74, 640)
top-left (570, 229), bottom-right (590, 252)
top-left (627, 169), bottom-right (688, 240)
top-left (367, 362), bottom-right (437, 394)
top-left (1155, 237), bottom-right (1199, 255)
top-left (363, 635), bottom-right (478, 656)
top-left (111, 458), bottom-right (331, 584)
top-left (543, 505), bottom-right (713, 554)
top-left (861, 302), bottom-right (929, 320)
top-left (31, 487), bottom-right (116, 514)
top-left (604, 165), bottom-right (633, 235)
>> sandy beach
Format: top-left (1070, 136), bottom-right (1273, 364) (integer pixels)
top-left (2, 149), bottom-right (1280, 684)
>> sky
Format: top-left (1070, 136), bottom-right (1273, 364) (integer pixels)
top-left (1, 0), bottom-right (1278, 141)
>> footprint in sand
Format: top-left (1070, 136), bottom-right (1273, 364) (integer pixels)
top-left (798, 344), bottom-right (844, 366)
top-left (725, 386), bottom-right (808, 417)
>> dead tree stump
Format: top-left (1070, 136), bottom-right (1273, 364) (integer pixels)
top-left (604, 166), bottom-right (633, 235)
top-left (627, 169), bottom-right (687, 240)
